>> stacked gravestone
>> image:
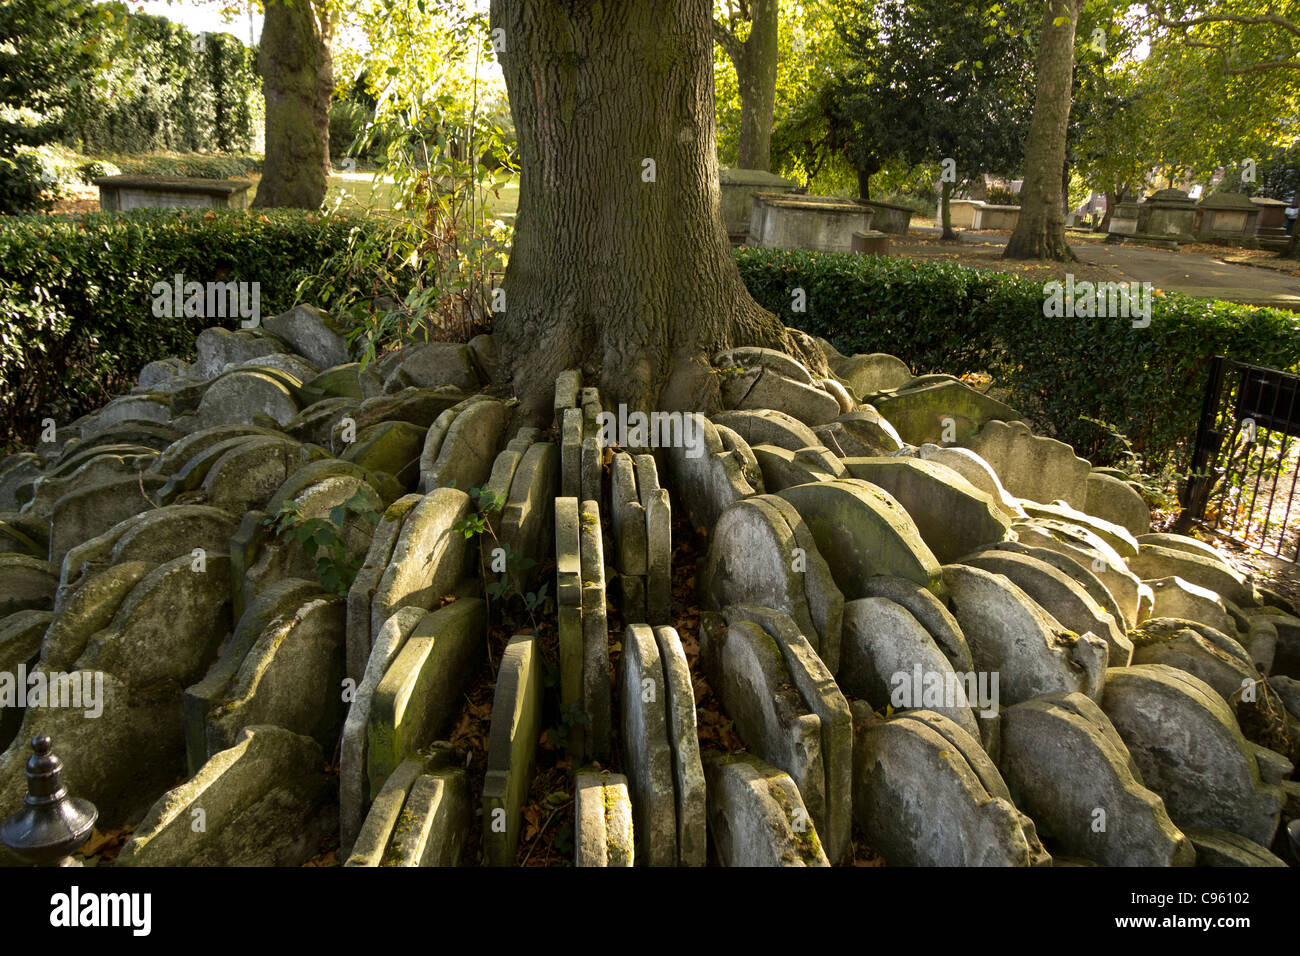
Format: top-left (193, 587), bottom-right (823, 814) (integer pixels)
top-left (367, 599), bottom-right (486, 798)
top-left (590, 451), bottom-right (674, 626)
top-left (345, 745), bottom-right (470, 867)
top-left (703, 608), bottom-right (852, 863)
top-left (705, 753), bottom-right (829, 866)
top-left (483, 633), bottom-right (543, 866)
top-left (574, 770), bottom-right (635, 867)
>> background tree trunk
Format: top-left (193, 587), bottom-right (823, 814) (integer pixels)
top-left (1004, 0), bottom-right (1080, 261)
top-left (490, 0), bottom-right (820, 423)
top-left (1100, 189), bottom-right (1117, 233)
top-left (253, 0), bottom-right (332, 209)
top-left (714, 0), bottom-right (779, 172)
top-left (940, 179), bottom-right (957, 240)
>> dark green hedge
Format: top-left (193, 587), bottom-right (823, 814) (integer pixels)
top-left (735, 248), bottom-right (1300, 469)
top-left (63, 14), bottom-right (262, 155)
top-left (0, 209), bottom-right (363, 452)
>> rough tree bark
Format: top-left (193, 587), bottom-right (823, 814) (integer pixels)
top-left (939, 179), bottom-right (957, 241)
top-left (253, 0), bottom-right (333, 209)
top-left (490, 0), bottom-right (822, 423)
top-left (713, 0), bottom-right (780, 172)
top-left (1003, 0), bottom-right (1081, 261)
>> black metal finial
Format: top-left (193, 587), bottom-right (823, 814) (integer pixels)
top-left (1, 735), bottom-right (98, 866)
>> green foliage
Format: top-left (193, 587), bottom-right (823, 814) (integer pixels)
top-left (62, 10), bottom-right (263, 155)
top-left (451, 486), bottom-right (551, 622)
top-left (0, 0), bottom-right (107, 212)
top-left (984, 185), bottom-right (1022, 206)
top-left (0, 153), bottom-right (52, 216)
top-left (0, 208), bottom-right (365, 452)
top-left (300, 0), bottom-right (513, 366)
top-left (113, 152), bottom-right (263, 180)
top-left (819, 0), bottom-right (1036, 198)
top-left (734, 247), bottom-right (1300, 470)
top-left (267, 490), bottom-right (381, 595)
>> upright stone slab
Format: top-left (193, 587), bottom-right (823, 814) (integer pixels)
top-left (1085, 471), bottom-right (1151, 536)
top-left (78, 552), bottom-right (232, 688)
top-left (554, 497), bottom-right (583, 718)
top-left (367, 598), bottom-right (486, 795)
top-left (959, 549), bottom-right (1130, 666)
top-left (580, 436), bottom-right (602, 507)
top-left (620, 625), bottom-right (678, 866)
top-left (941, 564), bottom-right (1108, 705)
top-left (1015, 521), bottom-right (1142, 629)
top-left (344, 757), bottom-right (429, 867)
top-left (579, 499), bottom-right (612, 761)
top-left (196, 369), bottom-right (300, 429)
top-left (500, 441), bottom-right (559, 596)
top-left (1128, 618), bottom-right (1259, 705)
top-left (0, 556), bottom-right (57, 615)
top-left (915, 443), bottom-right (1023, 519)
top-left (853, 709), bottom-right (1047, 866)
top-left (644, 486), bottom-right (672, 626)
top-left (370, 488), bottom-right (472, 641)
top-left (873, 379), bottom-right (1023, 447)
top-left (387, 342), bottom-right (481, 393)
top-left (483, 633), bottom-right (543, 866)
top-left (1019, 501), bottom-right (1140, 562)
top-left (1145, 576), bottom-right (1236, 637)
top-left (713, 409), bottom-right (821, 453)
top-left (344, 419), bottom-right (427, 490)
top-left (421, 397), bottom-right (511, 493)
top-left (664, 413), bottom-right (757, 533)
top-left (115, 725), bottom-right (331, 867)
top-left (777, 479), bottom-right (943, 596)
top-left (205, 594), bottom-right (346, 754)
top-left (200, 436), bottom-right (310, 514)
top-left (698, 495), bottom-right (842, 669)
top-left (962, 418), bottom-right (1090, 508)
top-left (840, 597), bottom-right (982, 741)
top-left (561, 407), bottom-right (583, 499)
top-left (652, 625), bottom-right (706, 866)
top-left (48, 474), bottom-right (168, 564)
top-left (1128, 544), bottom-right (1253, 607)
top-left (346, 494), bottom-right (419, 683)
top-left (997, 692), bottom-right (1194, 866)
top-left (263, 304), bottom-right (351, 369)
top-left (842, 457), bottom-right (1012, 563)
top-left (181, 578), bottom-right (324, 774)
top-left (833, 352), bottom-right (912, 398)
top-left (574, 771), bottom-right (634, 867)
top-left (856, 574), bottom-right (972, 672)
top-left (340, 605), bottom-right (428, 855)
top-left (705, 753), bottom-right (829, 867)
top-left (720, 606), bottom-right (853, 864)
top-left (705, 619), bottom-right (827, 845)
top-left (381, 766), bottom-right (472, 866)
top-left (1100, 665), bottom-right (1284, 846)
top-left (0, 668), bottom-right (184, 830)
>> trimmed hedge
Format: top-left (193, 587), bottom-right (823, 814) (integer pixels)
top-left (735, 248), bottom-right (1300, 469)
top-left (0, 209), bottom-right (364, 452)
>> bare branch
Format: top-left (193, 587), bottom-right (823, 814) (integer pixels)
top-left (712, 18), bottom-right (744, 68)
top-left (1156, 12), bottom-right (1300, 40)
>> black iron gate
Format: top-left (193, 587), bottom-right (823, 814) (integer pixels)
top-left (1184, 355), bottom-right (1300, 560)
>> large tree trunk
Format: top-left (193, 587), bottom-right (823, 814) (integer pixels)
top-left (714, 0), bottom-right (779, 172)
top-left (253, 0), bottom-right (332, 209)
top-left (1004, 0), bottom-right (1080, 261)
top-left (491, 0), bottom-right (819, 423)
